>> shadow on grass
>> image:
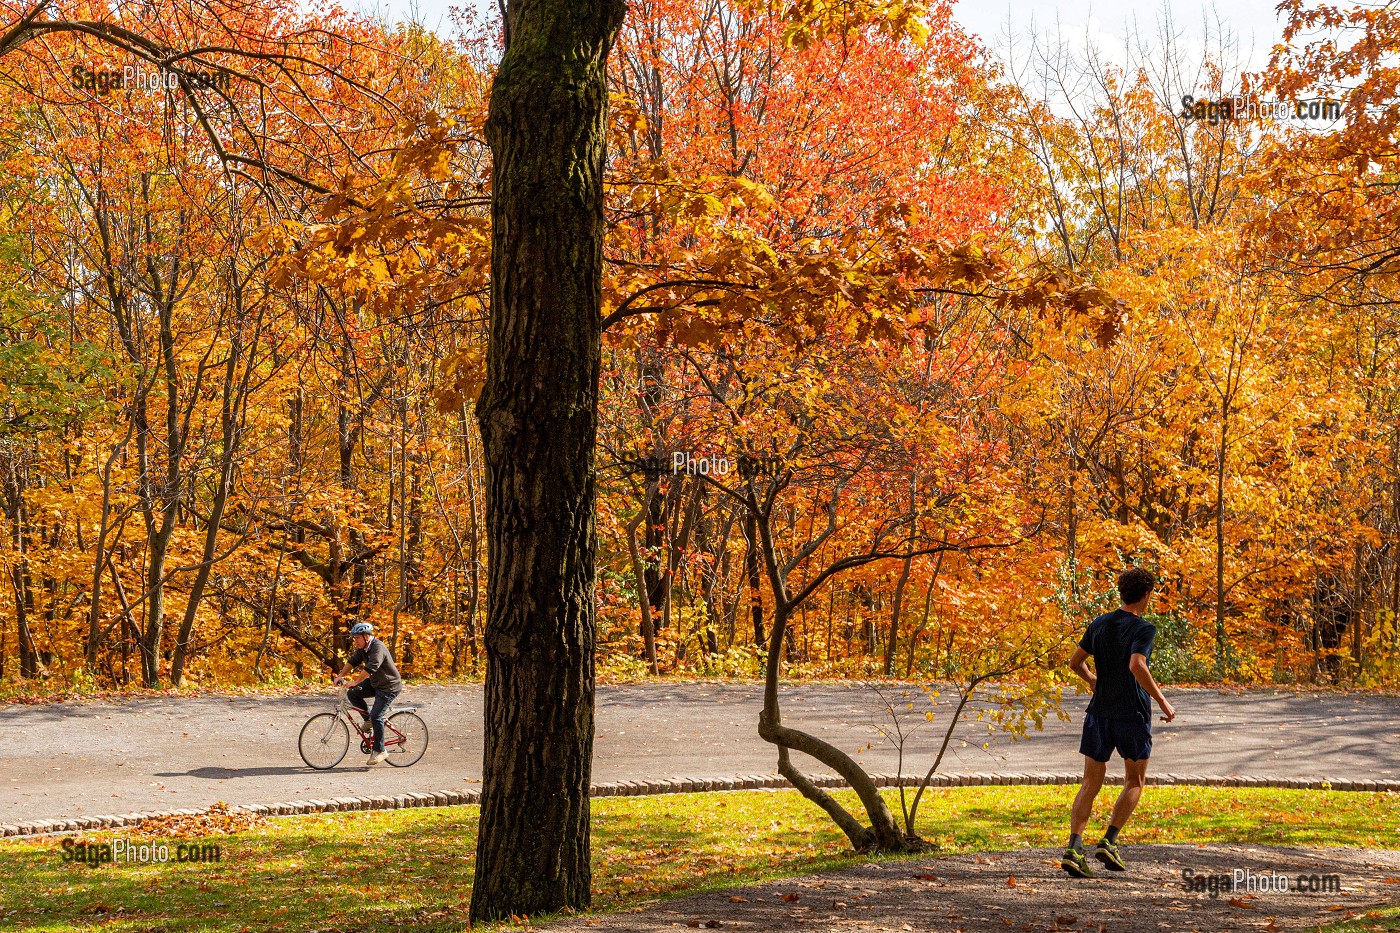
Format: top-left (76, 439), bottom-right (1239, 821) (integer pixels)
top-left (0, 795), bottom-right (858, 932)
top-left (1, 786), bottom-right (1396, 932)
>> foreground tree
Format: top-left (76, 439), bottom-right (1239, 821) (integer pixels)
top-left (469, 0), bottom-right (627, 922)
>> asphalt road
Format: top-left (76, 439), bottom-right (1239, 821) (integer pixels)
top-left (2, 684), bottom-right (1396, 824)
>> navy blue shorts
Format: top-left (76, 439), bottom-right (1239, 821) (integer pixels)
top-left (1079, 713), bottom-right (1152, 762)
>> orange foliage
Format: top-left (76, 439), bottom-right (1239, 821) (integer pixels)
top-left (0, 0), bottom-right (1397, 693)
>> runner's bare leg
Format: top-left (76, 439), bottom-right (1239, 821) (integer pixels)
top-left (1109, 757), bottom-right (1149, 830)
top-left (1071, 756), bottom-right (1107, 837)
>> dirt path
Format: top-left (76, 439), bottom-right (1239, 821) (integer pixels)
top-left (547, 844), bottom-right (1400, 932)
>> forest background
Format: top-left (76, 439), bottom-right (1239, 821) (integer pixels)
top-left (0, 0), bottom-right (1396, 695)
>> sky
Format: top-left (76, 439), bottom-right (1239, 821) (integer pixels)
top-left (352, 0), bottom-right (1293, 72)
top-left (954, 0), bottom-right (1288, 72)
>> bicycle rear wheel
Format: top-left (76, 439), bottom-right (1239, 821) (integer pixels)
top-left (385, 711), bottom-right (428, 767)
top-left (299, 713), bottom-right (350, 770)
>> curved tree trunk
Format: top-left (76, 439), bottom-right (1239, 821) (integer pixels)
top-left (469, 0), bottom-right (625, 922)
top-left (759, 607), bottom-right (915, 852)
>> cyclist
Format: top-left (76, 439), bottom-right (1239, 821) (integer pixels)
top-left (333, 622), bottom-right (403, 765)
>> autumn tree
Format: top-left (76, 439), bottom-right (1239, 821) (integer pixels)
top-left (466, 0), bottom-right (626, 921)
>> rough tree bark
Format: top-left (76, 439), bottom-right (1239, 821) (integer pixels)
top-left (469, 0), bottom-right (626, 922)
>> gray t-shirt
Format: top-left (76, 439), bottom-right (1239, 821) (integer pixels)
top-left (348, 637), bottom-right (403, 693)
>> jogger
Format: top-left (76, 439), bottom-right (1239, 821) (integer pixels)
top-left (1061, 567), bottom-right (1176, 878)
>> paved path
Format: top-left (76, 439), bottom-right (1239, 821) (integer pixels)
top-left (2, 684), bottom-right (1396, 824)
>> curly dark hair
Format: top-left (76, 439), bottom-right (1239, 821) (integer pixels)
top-left (1117, 566), bottom-right (1156, 605)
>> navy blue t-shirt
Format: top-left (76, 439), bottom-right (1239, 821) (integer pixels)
top-left (1079, 609), bottom-right (1156, 723)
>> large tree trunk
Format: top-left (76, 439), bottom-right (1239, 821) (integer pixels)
top-left (469, 0), bottom-right (625, 922)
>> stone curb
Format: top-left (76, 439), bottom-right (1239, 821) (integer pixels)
top-left (3, 773), bottom-right (1394, 839)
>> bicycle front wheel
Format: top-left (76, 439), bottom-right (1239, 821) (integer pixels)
top-left (385, 711), bottom-right (428, 767)
top-left (299, 713), bottom-right (350, 770)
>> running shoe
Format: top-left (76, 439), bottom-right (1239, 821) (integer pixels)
top-left (1060, 847), bottom-right (1094, 878)
top-left (1094, 839), bottom-right (1126, 871)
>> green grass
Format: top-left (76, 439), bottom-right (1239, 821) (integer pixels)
top-left (1322, 905), bottom-right (1400, 932)
top-left (0, 786), bottom-right (1396, 932)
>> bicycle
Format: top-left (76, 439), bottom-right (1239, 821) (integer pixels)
top-left (298, 689), bottom-right (429, 770)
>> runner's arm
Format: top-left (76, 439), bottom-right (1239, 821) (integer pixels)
top-left (1068, 647), bottom-right (1097, 692)
top-left (1129, 653), bottom-right (1175, 722)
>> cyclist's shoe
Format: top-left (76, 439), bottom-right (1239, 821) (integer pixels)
top-left (1060, 847), bottom-right (1093, 878)
top-left (366, 751), bottom-right (388, 766)
top-left (1094, 840), bottom-right (1126, 871)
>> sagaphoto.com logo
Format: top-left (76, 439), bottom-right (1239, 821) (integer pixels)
top-left (1179, 94), bottom-right (1343, 125)
top-left (1182, 867), bottom-right (1343, 898)
top-left (59, 836), bottom-right (221, 866)
top-left (69, 62), bottom-right (232, 96)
